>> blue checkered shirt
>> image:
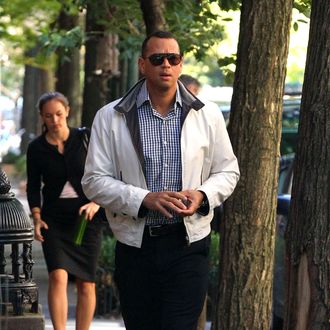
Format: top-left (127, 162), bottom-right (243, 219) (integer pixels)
top-left (137, 82), bottom-right (183, 225)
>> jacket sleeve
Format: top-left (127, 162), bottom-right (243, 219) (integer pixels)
top-left (81, 105), bottom-right (150, 219)
top-left (196, 105), bottom-right (240, 211)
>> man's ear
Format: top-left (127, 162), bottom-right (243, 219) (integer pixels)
top-left (179, 57), bottom-right (183, 71)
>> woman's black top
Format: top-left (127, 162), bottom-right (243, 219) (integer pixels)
top-left (26, 127), bottom-right (89, 210)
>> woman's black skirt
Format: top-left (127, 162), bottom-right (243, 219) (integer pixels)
top-left (41, 198), bottom-right (102, 282)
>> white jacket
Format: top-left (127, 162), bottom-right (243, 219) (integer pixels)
top-left (82, 79), bottom-right (240, 247)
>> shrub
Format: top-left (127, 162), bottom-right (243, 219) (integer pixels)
top-left (209, 230), bottom-right (220, 287)
top-left (2, 151), bottom-right (20, 164)
top-left (99, 233), bottom-right (116, 273)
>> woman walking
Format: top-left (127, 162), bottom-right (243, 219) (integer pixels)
top-left (26, 92), bottom-right (102, 330)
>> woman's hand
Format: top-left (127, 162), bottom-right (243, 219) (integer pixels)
top-left (79, 202), bottom-right (100, 221)
top-left (34, 219), bottom-right (49, 242)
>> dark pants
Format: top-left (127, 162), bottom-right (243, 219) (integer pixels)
top-left (114, 225), bottom-right (210, 330)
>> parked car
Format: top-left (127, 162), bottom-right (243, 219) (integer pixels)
top-left (281, 95), bottom-right (300, 155)
top-left (272, 153), bottom-right (295, 329)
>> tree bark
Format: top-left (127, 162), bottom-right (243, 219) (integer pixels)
top-left (140, 0), bottom-right (166, 35)
top-left (285, 1), bottom-right (330, 329)
top-left (81, 0), bottom-right (119, 128)
top-left (55, 10), bottom-right (82, 127)
top-left (20, 48), bottom-right (53, 154)
top-left (213, 0), bottom-right (293, 329)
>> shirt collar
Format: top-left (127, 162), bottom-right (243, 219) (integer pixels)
top-left (136, 81), bottom-right (183, 109)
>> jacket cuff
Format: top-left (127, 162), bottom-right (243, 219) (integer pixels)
top-left (138, 205), bottom-right (148, 218)
top-left (196, 191), bottom-right (210, 216)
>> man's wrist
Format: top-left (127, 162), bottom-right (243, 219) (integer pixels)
top-left (197, 191), bottom-right (209, 215)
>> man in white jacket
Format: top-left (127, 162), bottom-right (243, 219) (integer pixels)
top-left (82, 31), bottom-right (239, 330)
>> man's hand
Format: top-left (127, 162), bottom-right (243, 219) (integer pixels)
top-left (142, 190), bottom-right (205, 218)
top-left (142, 191), bottom-right (191, 218)
top-left (179, 190), bottom-right (204, 216)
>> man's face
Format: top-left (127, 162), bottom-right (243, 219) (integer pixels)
top-left (139, 37), bottom-right (183, 92)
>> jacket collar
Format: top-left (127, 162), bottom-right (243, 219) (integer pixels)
top-left (113, 78), bottom-right (205, 113)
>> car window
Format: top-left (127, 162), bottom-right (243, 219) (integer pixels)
top-left (278, 154), bottom-right (295, 194)
top-left (281, 95), bottom-right (300, 155)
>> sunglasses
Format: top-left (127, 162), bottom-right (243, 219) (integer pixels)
top-left (147, 53), bottom-right (183, 66)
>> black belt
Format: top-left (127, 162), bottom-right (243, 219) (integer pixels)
top-left (145, 222), bottom-right (185, 237)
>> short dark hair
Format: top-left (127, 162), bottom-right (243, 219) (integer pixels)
top-left (37, 92), bottom-right (69, 113)
top-left (179, 74), bottom-right (201, 88)
top-left (141, 31), bottom-right (180, 57)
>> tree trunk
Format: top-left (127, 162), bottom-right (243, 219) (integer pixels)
top-left (285, 1), bottom-right (330, 329)
top-left (20, 48), bottom-right (53, 154)
top-left (127, 52), bottom-right (139, 89)
top-left (140, 0), bottom-right (166, 35)
top-left (55, 10), bottom-right (82, 127)
top-left (107, 52), bottom-right (139, 101)
top-left (213, 0), bottom-right (293, 329)
top-left (81, 1), bottom-right (119, 128)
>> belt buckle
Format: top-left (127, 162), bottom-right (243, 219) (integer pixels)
top-left (148, 225), bottom-right (162, 237)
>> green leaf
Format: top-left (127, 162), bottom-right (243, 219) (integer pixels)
top-left (293, 21), bottom-right (298, 31)
top-left (218, 55), bottom-right (236, 67)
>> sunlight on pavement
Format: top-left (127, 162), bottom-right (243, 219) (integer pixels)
top-left (45, 319), bottom-right (125, 329)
